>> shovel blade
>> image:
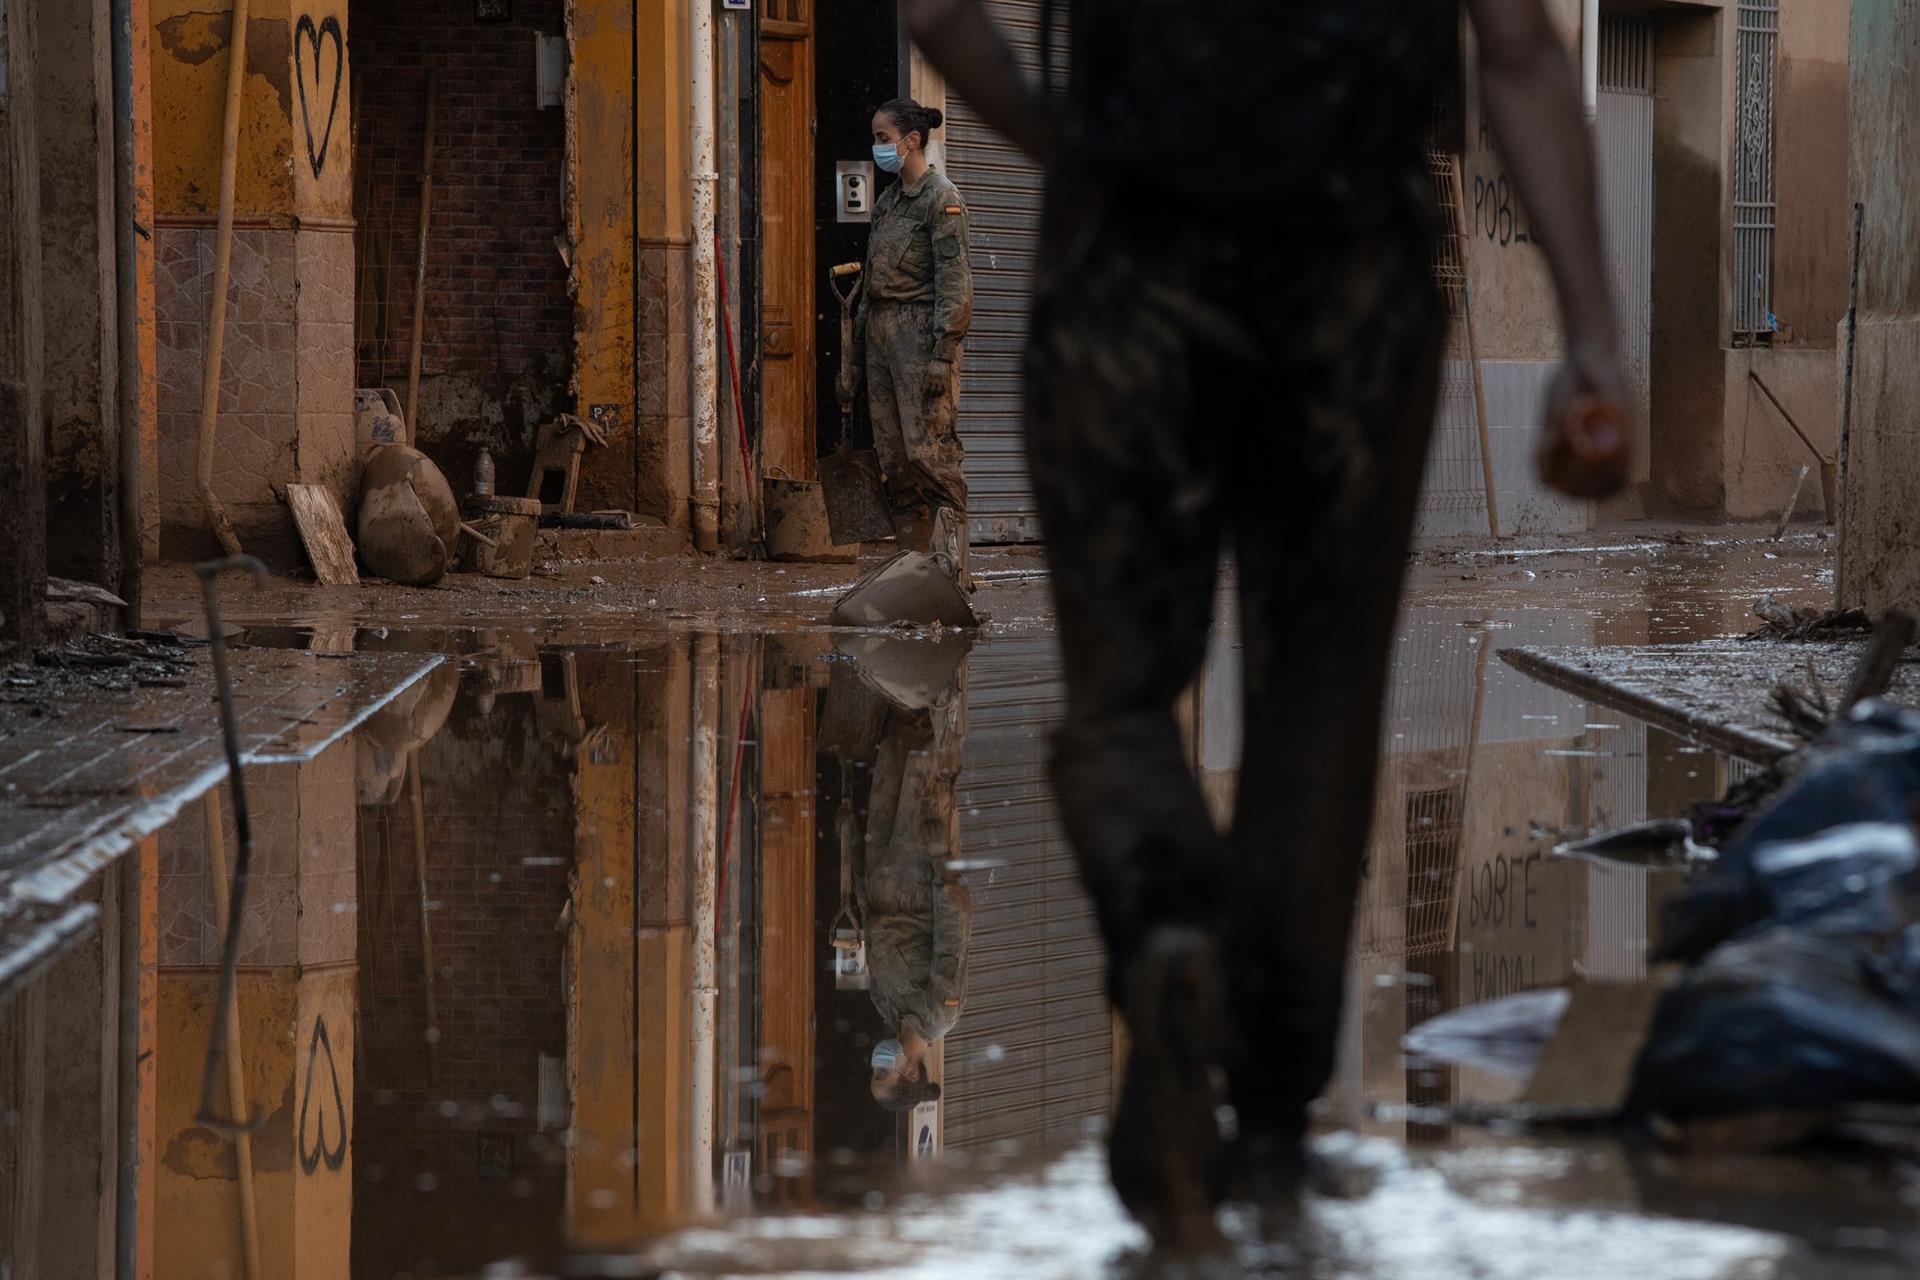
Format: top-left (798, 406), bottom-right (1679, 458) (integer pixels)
top-left (820, 447), bottom-right (894, 545)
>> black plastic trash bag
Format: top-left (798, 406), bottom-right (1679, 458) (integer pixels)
top-left (1656, 700), bottom-right (1920, 963)
top-left (1628, 700), bottom-right (1920, 1119)
top-left (1627, 924), bottom-right (1920, 1118)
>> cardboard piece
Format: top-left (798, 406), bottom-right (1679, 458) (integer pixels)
top-left (1520, 974), bottom-right (1674, 1111)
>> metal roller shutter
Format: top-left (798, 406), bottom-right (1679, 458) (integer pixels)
top-left (943, 638), bottom-right (1113, 1154)
top-left (940, 0), bottom-right (1050, 545)
top-left (1597, 15), bottom-right (1655, 483)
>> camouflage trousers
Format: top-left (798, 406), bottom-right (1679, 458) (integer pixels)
top-left (1024, 170), bottom-right (1446, 1142)
top-left (866, 299), bottom-right (967, 552)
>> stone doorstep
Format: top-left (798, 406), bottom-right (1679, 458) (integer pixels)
top-left (536, 525), bottom-right (690, 562)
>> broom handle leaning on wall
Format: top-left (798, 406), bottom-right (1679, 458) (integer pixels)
top-left (406, 73), bottom-right (438, 443)
top-left (196, 0), bottom-right (251, 556)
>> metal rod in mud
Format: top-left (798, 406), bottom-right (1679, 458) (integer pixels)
top-left (410, 750), bottom-right (440, 1086)
top-left (204, 790), bottom-right (264, 1280)
top-left (1839, 201), bottom-right (1863, 536)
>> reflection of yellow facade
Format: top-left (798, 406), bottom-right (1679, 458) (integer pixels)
top-left (155, 969), bottom-right (355, 1280)
top-left (566, 647), bottom-right (696, 1247)
top-left (564, 639), bottom-right (817, 1243)
top-left (154, 741), bottom-right (358, 1280)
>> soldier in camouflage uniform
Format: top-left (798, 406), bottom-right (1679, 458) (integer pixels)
top-left (858, 98), bottom-right (974, 573)
top-left (907, 0), bottom-right (1634, 1244)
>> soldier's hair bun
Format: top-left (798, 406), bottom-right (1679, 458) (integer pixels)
top-left (878, 97), bottom-right (944, 148)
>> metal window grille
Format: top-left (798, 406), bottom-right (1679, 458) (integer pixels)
top-left (1733, 0), bottom-right (1778, 341)
top-left (1403, 787), bottom-right (1463, 958)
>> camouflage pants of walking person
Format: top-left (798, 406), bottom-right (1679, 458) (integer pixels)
top-left (867, 299), bottom-right (968, 566)
top-left (1024, 167), bottom-right (1446, 1215)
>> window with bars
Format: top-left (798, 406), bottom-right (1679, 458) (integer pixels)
top-left (1733, 0), bottom-right (1778, 342)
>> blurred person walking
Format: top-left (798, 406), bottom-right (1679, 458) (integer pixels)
top-left (903, 0), bottom-right (1631, 1246)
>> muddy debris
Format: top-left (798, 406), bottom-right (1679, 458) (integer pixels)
top-left (1745, 600), bottom-right (1873, 642)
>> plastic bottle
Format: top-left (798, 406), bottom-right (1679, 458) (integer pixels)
top-left (474, 448), bottom-right (495, 498)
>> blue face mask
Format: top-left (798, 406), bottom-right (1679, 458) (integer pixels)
top-left (871, 1038), bottom-right (903, 1074)
top-left (872, 143), bottom-right (903, 175)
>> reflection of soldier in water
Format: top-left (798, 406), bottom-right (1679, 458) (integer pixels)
top-left (827, 635), bottom-right (973, 1113)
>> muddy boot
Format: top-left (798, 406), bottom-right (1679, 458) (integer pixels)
top-left (1109, 925), bottom-right (1231, 1251)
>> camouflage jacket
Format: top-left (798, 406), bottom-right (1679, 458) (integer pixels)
top-left (860, 167), bottom-right (974, 364)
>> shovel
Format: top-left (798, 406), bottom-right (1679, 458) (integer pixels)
top-left (821, 263), bottom-right (894, 545)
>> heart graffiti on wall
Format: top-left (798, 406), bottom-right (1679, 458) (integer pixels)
top-left (295, 14), bottom-right (344, 179)
top-left (298, 1014), bottom-right (349, 1174)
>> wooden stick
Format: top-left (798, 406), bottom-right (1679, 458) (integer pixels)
top-left (376, 177), bottom-right (398, 390)
top-left (405, 73), bottom-right (438, 442)
top-left (459, 520), bottom-right (499, 549)
top-left (351, 75), bottom-right (371, 364)
top-left (196, 0), bottom-right (250, 556)
top-left (1748, 370), bottom-right (1829, 465)
top-left (1771, 464), bottom-right (1810, 541)
top-left (409, 751), bottom-right (440, 1085)
top-left (204, 791), bottom-right (262, 1280)
top-left (1451, 159), bottom-right (1502, 539)
top-left (1448, 620), bottom-right (1493, 950)
top-left (1839, 610), bottom-right (1916, 715)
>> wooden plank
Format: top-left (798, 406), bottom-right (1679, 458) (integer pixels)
top-left (1498, 638), bottom-right (1920, 764)
top-left (286, 483), bottom-right (360, 586)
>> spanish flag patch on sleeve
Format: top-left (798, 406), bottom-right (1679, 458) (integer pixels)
top-left (945, 205), bottom-right (962, 215)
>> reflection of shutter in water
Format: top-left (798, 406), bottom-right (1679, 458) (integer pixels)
top-left (942, 638), bottom-right (1111, 1156)
top-left (1585, 719), bottom-right (1650, 981)
top-left (1598, 14), bottom-right (1655, 478)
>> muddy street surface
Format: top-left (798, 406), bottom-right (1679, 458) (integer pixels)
top-left (123, 528), bottom-right (1920, 1279)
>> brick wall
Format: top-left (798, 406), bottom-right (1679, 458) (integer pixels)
top-left (349, 0), bottom-right (571, 497)
top-left (352, 686), bottom-right (572, 1275)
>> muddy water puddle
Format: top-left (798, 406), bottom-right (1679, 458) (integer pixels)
top-left (124, 535), bottom-right (1920, 1277)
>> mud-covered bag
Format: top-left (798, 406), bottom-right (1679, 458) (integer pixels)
top-left (1628, 924), bottom-right (1920, 1118)
top-left (1656, 701), bottom-right (1920, 962)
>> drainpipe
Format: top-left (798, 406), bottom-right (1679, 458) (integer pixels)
top-left (716, 9), bottom-right (743, 549)
top-left (689, 1), bottom-right (721, 553)
top-left (1582, 0), bottom-right (1600, 125)
top-left (688, 630), bottom-right (720, 1213)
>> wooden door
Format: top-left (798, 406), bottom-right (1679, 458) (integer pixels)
top-left (760, 2), bottom-right (816, 480)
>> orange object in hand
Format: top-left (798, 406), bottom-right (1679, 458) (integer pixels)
top-left (1540, 395), bottom-right (1631, 499)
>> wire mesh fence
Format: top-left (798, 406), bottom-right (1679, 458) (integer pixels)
top-left (1419, 148), bottom-right (1494, 535)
